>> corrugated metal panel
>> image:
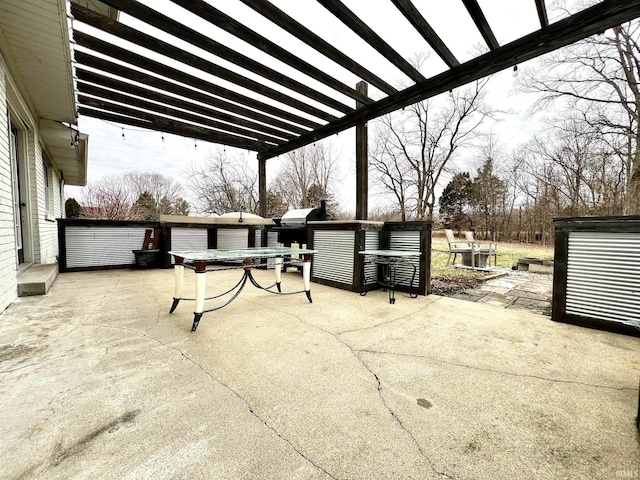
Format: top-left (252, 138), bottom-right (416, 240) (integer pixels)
top-left (66, 226), bottom-right (147, 268)
top-left (389, 231), bottom-right (421, 287)
top-left (566, 232), bottom-right (640, 328)
top-left (171, 227), bottom-right (208, 251)
top-left (255, 230), bottom-right (262, 248)
top-left (364, 230), bottom-right (380, 286)
top-left (312, 231), bottom-right (355, 284)
top-left (267, 231), bottom-right (282, 248)
top-left (217, 228), bottom-right (248, 249)
top-left (265, 231), bottom-right (282, 268)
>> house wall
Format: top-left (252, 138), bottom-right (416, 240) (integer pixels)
top-left (0, 57), bottom-right (17, 312)
top-left (0, 52), bottom-right (64, 312)
top-left (29, 137), bottom-right (62, 264)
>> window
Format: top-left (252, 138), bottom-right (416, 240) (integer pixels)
top-left (44, 161), bottom-right (53, 218)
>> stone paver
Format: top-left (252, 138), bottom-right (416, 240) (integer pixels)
top-left (455, 269), bottom-right (553, 314)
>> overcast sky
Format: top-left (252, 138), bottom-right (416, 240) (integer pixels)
top-left (66, 0), bottom-right (579, 214)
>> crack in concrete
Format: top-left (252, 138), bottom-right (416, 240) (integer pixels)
top-left (336, 297), bottom-right (443, 335)
top-left (178, 349), bottom-right (339, 480)
top-left (359, 349), bottom-right (640, 392)
top-left (271, 307), bottom-right (454, 480)
top-left (82, 323), bottom-right (337, 479)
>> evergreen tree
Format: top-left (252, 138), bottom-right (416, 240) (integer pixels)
top-left (439, 173), bottom-right (473, 231)
top-left (65, 197), bottom-right (83, 218)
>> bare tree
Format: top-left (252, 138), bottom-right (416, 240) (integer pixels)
top-left (81, 174), bottom-right (138, 220)
top-left (272, 142), bottom-right (340, 214)
top-left (126, 172), bottom-right (187, 220)
top-left (371, 78), bottom-right (495, 220)
top-left (518, 16), bottom-right (640, 212)
top-left (522, 117), bottom-right (626, 216)
top-left (185, 149), bottom-right (259, 216)
top-left (81, 172), bottom-right (188, 220)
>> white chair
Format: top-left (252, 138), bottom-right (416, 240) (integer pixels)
top-left (464, 231), bottom-right (498, 267)
top-left (444, 229), bottom-right (472, 266)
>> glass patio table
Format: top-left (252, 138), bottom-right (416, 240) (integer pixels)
top-left (359, 249), bottom-right (421, 304)
top-left (168, 247), bottom-right (317, 332)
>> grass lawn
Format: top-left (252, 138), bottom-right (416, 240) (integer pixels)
top-left (431, 233), bottom-right (554, 280)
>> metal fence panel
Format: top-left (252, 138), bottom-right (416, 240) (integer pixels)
top-left (312, 230), bottom-right (355, 284)
top-left (389, 230), bottom-right (422, 287)
top-left (66, 226), bottom-right (147, 268)
top-left (567, 231), bottom-right (640, 328)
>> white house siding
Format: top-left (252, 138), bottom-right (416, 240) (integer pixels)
top-left (0, 62), bottom-right (17, 312)
top-left (0, 53), bottom-right (65, 312)
top-left (36, 154), bottom-right (62, 264)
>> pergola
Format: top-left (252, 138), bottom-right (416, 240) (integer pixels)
top-left (71, 0), bottom-right (640, 218)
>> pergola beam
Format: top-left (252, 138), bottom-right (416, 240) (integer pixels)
top-left (74, 53), bottom-right (309, 136)
top-left (78, 101), bottom-right (267, 151)
top-left (72, 4), bottom-right (340, 121)
top-left (77, 82), bottom-right (285, 145)
top-left (316, 0), bottom-right (426, 83)
top-left (238, 0), bottom-right (398, 96)
top-left (461, 0), bottom-right (500, 50)
top-left (74, 32), bottom-right (323, 131)
top-left (390, 0), bottom-right (460, 68)
top-left (259, 0), bottom-right (640, 160)
top-left (166, 0), bottom-right (372, 106)
top-left (535, 0), bottom-right (549, 28)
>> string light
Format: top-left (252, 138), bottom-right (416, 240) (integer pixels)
top-left (512, 65), bottom-right (519, 77)
top-left (448, 89), bottom-right (453, 98)
top-left (194, 139), bottom-right (197, 149)
top-left (161, 132), bottom-right (165, 142)
top-left (121, 128), bottom-right (125, 141)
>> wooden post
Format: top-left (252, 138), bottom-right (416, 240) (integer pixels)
top-left (355, 81), bottom-right (368, 220)
top-left (259, 156), bottom-right (267, 218)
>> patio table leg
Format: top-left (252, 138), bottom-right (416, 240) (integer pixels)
top-left (169, 256), bottom-right (184, 313)
top-left (303, 254), bottom-right (312, 302)
top-left (275, 256), bottom-right (282, 292)
top-left (192, 260), bottom-right (207, 332)
top-left (387, 264), bottom-right (396, 304)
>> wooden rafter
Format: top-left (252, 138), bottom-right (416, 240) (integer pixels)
top-left (78, 1), bottom-right (359, 114)
top-left (238, 0), bottom-right (398, 95)
top-left (164, 0), bottom-right (371, 105)
top-left (316, 0), bottom-right (426, 83)
top-left (72, 5), bottom-right (340, 121)
top-left (75, 52), bottom-right (310, 136)
top-left (536, 0), bottom-right (549, 28)
top-left (78, 105), bottom-right (267, 152)
top-left (259, 0), bottom-right (640, 160)
top-left (461, 0), bottom-right (500, 50)
top-left (73, 32), bottom-right (324, 130)
top-left (77, 81), bottom-right (286, 145)
top-left (390, 0), bottom-right (460, 68)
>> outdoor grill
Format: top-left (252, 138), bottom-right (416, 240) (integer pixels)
top-left (272, 200), bottom-right (326, 246)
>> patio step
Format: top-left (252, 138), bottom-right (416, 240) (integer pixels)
top-left (17, 263), bottom-right (58, 297)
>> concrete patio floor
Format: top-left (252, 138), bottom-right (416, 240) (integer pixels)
top-left (1, 267), bottom-right (638, 480)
